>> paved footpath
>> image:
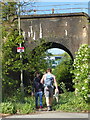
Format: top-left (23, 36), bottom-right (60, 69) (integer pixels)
top-left (3, 111), bottom-right (88, 119)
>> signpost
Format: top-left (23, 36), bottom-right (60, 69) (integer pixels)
top-left (18, 2), bottom-right (24, 102)
top-left (17, 47), bottom-right (25, 53)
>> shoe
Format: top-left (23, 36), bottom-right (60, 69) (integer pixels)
top-left (36, 106), bottom-right (39, 109)
top-left (39, 106), bottom-right (43, 109)
top-left (47, 106), bottom-right (52, 111)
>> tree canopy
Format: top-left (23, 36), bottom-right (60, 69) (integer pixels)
top-left (2, 1), bottom-right (51, 96)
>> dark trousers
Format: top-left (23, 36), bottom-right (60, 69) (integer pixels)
top-left (35, 91), bottom-right (43, 107)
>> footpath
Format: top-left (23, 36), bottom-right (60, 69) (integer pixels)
top-left (0, 110), bottom-right (88, 119)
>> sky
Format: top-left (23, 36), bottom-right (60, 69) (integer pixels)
top-left (22, 0), bottom-right (89, 2)
top-left (23, 1), bottom-right (89, 16)
top-left (47, 48), bottom-right (65, 55)
top-left (38, 0), bottom-right (89, 2)
top-left (30, 2), bottom-right (89, 15)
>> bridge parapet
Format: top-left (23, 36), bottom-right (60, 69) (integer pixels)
top-left (20, 2), bottom-right (89, 15)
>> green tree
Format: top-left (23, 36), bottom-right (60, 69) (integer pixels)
top-left (21, 39), bottom-right (52, 73)
top-left (1, 1), bottom-right (35, 21)
top-left (2, 31), bottom-right (50, 96)
top-left (2, 1), bottom-right (51, 97)
top-left (53, 53), bottom-right (73, 92)
top-left (2, 2), bottom-right (17, 21)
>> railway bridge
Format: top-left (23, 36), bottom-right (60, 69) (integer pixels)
top-left (15, 12), bottom-right (90, 59)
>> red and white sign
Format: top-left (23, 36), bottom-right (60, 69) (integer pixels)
top-left (17, 47), bottom-right (24, 52)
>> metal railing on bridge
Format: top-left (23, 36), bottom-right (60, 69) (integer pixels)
top-left (20, 2), bottom-right (90, 15)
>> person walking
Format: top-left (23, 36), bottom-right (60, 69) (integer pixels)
top-left (41, 68), bottom-right (59, 111)
top-left (32, 71), bottom-right (43, 109)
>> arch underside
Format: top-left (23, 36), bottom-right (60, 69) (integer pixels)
top-left (39, 42), bottom-right (74, 60)
top-left (26, 40), bottom-right (74, 60)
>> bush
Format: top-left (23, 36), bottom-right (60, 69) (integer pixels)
top-left (53, 56), bottom-right (74, 92)
top-left (1, 102), bottom-right (17, 114)
top-left (1, 96), bottom-right (35, 114)
top-left (71, 44), bottom-right (90, 101)
top-left (16, 96), bottom-right (35, 114)
top-left (2, 75), bottom-right (19, 99)
top-left (16, 103), bottom-right (35, 114)
top-left (53, 92), bottom-right (88, 112)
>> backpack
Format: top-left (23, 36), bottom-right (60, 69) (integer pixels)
top-left (44, 74), bottom-right (54, 88)
top-left (34, 77), bottom-right (43, 92)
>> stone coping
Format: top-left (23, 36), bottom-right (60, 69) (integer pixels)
top-left (13, 12), bottom-right (89, 21)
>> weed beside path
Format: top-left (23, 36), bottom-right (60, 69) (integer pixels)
top-left (0, 92), bottom-right (89, 115)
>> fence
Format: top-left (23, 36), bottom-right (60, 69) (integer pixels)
top-left (20, 2), bottom-right (89, 15)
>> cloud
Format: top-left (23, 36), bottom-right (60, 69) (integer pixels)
top-left (47, 48), bottom-right (65, 55)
